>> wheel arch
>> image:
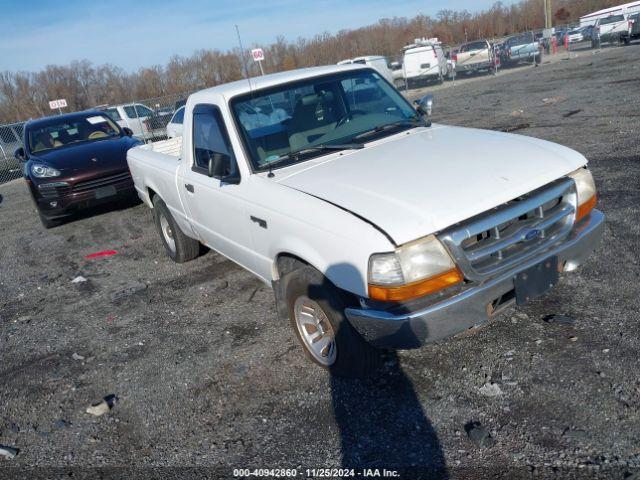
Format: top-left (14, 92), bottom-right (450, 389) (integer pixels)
top-left (271, 248), bottom-right (367, 299)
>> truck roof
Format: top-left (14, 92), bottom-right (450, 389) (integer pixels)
top-left (190, 64), bottom-right (368, 102)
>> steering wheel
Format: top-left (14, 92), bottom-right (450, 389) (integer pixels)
top-left (335, 109), bottom-right (366, 128)
top-left (88, 131), bottom-right (108, 140)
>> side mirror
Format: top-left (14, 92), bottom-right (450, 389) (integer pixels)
top-left (122, 127), bottom-right (134, 137)
top-left (14, 147), bottom-right (25, 162)
top-left (389, 61), bottom-right (401, 70)
top-left (207, 152), bottom-right (240, 184)
top-left (414, 94), bottom-right (434, 118)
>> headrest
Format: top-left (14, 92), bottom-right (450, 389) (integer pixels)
top-left (300, 91), bottom-right (334, 106)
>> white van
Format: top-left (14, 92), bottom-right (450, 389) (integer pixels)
top-left (337, 56), bottom-right (394, 84)
top-left (402, 39), bottom-right (447, 89)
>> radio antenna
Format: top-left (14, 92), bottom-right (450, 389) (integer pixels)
top-left (235, 24), bottom-right (253, 93)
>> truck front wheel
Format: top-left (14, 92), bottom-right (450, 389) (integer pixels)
top-left (281, 265), bottom-right (381, 377)
top-left (152, 196), bottom-right (199, 263)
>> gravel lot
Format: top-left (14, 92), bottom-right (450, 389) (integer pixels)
top-left (1, 44), bottom-right (639, 479)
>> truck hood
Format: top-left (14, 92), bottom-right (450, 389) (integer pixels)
top-left (276, 125), bottom-right (586, 245)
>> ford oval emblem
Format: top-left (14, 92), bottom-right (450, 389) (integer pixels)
top-left (525, 229), bottom-right (541, 241)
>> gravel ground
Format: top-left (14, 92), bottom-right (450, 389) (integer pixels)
top-left (0, 44), bottom-right (639, 480)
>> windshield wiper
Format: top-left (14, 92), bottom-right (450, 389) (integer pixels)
top-left (263, 143), bottom-right (364, 175)
top-left (352, 118), bottom-right (425, 142)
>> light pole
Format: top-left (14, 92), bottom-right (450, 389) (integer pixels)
top-left (544, 0), bottom-right (553, 29)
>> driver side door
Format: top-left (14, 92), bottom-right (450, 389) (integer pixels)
top-left (179, 104), bottom-right (257, 273)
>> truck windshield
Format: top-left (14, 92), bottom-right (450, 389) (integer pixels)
top-left (28, 114), bottom-right (121, 153)
top-left (230, 69), bottom-right (418, 171)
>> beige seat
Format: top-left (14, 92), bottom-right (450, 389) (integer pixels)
top-left (288, 92), bottom-right (337, 151)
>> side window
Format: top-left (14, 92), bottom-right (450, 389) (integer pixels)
top-left (172, 107), bottom-right (185, 124)
top-left (105, 108), bottom-right (122, 121)
top-left (135, 105), bottom-right (154, 117)
top-left (124, 105), bottom-right (152, 118)
top-left (192, 105), bottom-right (235, 177)
top-left (123, 106), bottom-right (138, 118)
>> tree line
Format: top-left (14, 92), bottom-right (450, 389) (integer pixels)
top-left (0, 0), bottom-right (621, 124)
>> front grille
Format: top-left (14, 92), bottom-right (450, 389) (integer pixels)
top-left (439, 178), bottom-right (577, 281)
top-left (73, 171), bottom-right (132, 193)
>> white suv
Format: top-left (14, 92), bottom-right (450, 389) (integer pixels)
top-left (102, 103), bottom-right (155, 140)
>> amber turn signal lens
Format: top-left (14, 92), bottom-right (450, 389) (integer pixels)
top-left (368, 267), bottom-right (464, 302)
top-left (576, 194), bottom-right (596, 222)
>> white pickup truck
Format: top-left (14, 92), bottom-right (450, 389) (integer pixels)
top-left (591, 14), bottom-right (632, 47)
top-left (127, 65), bottom-right (604, 377)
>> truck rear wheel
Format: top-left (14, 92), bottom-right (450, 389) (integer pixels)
top-left (152, 196), bottom-right (199, 263)
top-left (281, 265), bottom-right (381, 377)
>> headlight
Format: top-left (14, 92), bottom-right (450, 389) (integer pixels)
top-left (368, 235), bottom-right (463, 302)
top-left (31, 164), bottom-right (61, 178)
top-left (568, 167), bottom-right (596, 221)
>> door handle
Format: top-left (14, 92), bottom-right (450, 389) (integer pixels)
top-left (185, 183), bottom-right (194, 193)
top-left (250, 216), bottom-right (267, 229)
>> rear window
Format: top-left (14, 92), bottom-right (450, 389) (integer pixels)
top-left (599, 15), bottom-right (625, 25)
top-left (507, 32), bottom-right (534, 46)
top-left (459, 41), bottom-right (487, 52)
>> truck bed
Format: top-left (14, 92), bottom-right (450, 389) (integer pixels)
top-left (139, 137), bottom-right (182, 157)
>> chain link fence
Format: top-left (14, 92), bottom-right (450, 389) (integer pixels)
top-left (0, 122), bottom-right (26, 185)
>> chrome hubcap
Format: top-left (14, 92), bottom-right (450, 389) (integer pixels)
top-left (159, 214), bottom-right (176, 252)
top-left (293, 296), bottom-right (336, 366)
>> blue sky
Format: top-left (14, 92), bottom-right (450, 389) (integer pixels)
top-left (0, 0), bottom-right (514, 72)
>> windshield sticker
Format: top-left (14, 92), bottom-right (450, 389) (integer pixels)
top-left (87, 116), bottom-right (108, 125)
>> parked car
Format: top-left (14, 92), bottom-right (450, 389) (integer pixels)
top-left (567, 27), bottom-right (587, 43)
top-left (0, 122), bottom-right (24, 180)
top-left (16, 111), bottom-right (141, 228)
top-left (166, 106), bottom-right (185, 138)
top-left (453, 40), bottom-right (494, 76)
top-left (102, 103), bottom-right (155, 140)
top-left (127, 64), bottom-right (604, 377)
top-left (402, 39), bottom-right (447, 89)
top-left (591, 14), bottom-right (631, 47)
top-left (501, 32), bottom-right (541, 66)
top-left (337, 56), bottom-right (394, 84)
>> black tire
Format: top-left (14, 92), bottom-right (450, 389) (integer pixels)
top-left (152, 195), bottom-right (199, 263)
top-left (281, 264), bottom-right (381, 378)
top-left (38, 210), bottom-right (62, 229)
top-left (623, 36), bottom-right (631, 45)
top-left (393, 79), bottom-right (405, 91)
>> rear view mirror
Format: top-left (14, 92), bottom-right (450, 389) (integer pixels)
top-left (208, 152), bottom-right (240, 184)
top-left (414, 94), bottom-right (434, 117)
top-left (14, 147), bottom-right (25, 162)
